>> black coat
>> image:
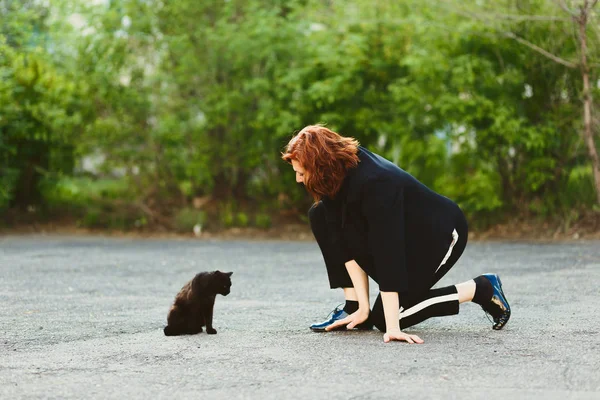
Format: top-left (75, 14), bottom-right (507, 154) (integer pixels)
top-left (320, 146), bottom-right (467, 294)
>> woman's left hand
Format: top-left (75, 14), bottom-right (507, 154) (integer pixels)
top-left (325, 309), bottom-right (369, 331)
top-left (383, 329), bottom-right (424, 344)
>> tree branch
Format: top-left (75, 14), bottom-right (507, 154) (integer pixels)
top-left (502, 31), bottom-right (578, 68)
top-left (436, 1), bottom-right (579, 68)
top-left (462, 12), bottom-right (569, 22)
top-left (437, 0), bottom-right (570, 21)
top-left (554, 0), bottom-right (578, 16)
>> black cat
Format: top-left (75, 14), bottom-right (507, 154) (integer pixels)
top-left (164, 270), bottom-right (233, 336)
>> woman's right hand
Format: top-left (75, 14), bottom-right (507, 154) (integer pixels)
top-left (383, 329), bottom-right (424, 344)
top-left (325, 309), bottom-right (370, 331)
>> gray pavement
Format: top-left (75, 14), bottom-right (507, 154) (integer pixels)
top-left (1, 235), bottom-right (599, 400)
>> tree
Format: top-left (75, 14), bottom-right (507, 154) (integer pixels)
top-left (438, 0), bottom-right (600, 205)
top-left (0, 0), bottom-right (87, 210)
top-left (571, 0), bottom-right (600, 204)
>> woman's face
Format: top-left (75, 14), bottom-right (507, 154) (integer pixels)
top-left (291, 159), bottom-right (306, 184)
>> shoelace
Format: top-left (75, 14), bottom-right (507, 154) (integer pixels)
top-left (482, 306), bottom-right (509, 328)
top-left (324, 303), bottom-right (345, 320)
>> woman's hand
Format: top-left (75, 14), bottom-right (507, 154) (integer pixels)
top-left (383, 329), bottom-right (424, 344)
top-left (325, 309), bottom-right (369, 331)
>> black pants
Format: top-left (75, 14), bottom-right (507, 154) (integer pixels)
top-left (309, 202), bottom-right (468, 332)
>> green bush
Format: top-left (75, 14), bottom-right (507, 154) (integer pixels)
top-left (40, 177), bottom-right (132, 211)
top-left (174, 208), bottom-right (206, 232)
top-left (3, 0), bottom-right (599, 230)
top-left (80, 207), bottom-right (101, 227)
top-left (219, 202), bottom-right (236, 228)
top-left (0, 167), bottom-right (19, 212)
top-left (78, 205), bottom-right (144, 230)
top-left (254, 213), bottom-right (272, 229)
top-left (565, 166), bottom-right (597, 208)
top-left (38, 176), bottom-right (143, 230)
top-left (236, 212), bottom-right (249, 227)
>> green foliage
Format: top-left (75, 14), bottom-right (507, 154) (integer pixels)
top-left (174, 208), bottom-right (206, 233)
top-left (254, 214), bottom-right (272, 229)
top-left (2, 0), bottom-right (599, 229)
top-left (0, 1), bottom-right (89, 211)
top-left (38, 175), bottom-right (143, 229)
top-left (78, 206), bottom-right (144, 230)
top-left (218, 202), bottom-right (236, 228)
top-left (40, 177), bottom-right (132, 210)
top-left (565, 166), bottom-right (597, 208)
top-left (236, 213), bottom-right (249, 228)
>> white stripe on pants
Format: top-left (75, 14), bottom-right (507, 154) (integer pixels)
top-left (399, 229), bottom-right (460, 322)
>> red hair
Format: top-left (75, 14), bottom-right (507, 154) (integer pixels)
top-left (282, 125), bottom-right (360, 201)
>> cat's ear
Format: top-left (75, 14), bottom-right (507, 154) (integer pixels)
top-left (226, 272), bottom-right (233, 277)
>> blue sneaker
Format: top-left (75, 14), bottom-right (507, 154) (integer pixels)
top-left (309, 304), bottom-right (372, 332)
top-left (481, 273), bottom-right (511, 330)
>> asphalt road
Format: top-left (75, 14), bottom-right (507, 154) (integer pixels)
top-left (1, 235), bottom-right (599, 400)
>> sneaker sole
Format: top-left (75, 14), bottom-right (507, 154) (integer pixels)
top-left (310, 325), bottom-right (372, 332)
top-left (492, 275), bottom-right (511, 330)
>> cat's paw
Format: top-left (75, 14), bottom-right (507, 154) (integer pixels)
top-left (206, 328), bottom-right (217, 335)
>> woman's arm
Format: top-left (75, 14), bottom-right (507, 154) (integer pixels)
top-left (345, 259), bottom-right (370, 313)
top-left (381, 291), bottom-right (424, 344)
top-left (359, 181), bottom-right (423, 343)
top-left (380, 291), bottom-right (400, 331)
top-left (325, 259), bottom-right (370, 331)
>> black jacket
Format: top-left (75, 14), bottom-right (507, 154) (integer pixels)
top-left (320, 146), bottom-right (466, 293)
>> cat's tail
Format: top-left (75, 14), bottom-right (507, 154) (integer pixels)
top-left (163, 325), bottom-right (178, 336)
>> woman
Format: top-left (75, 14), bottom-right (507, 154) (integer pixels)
top-left (282, 125), bottom-right (511, 344)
